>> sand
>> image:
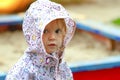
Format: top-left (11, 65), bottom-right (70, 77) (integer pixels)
top-left (0, 0), bottom-right (120, 72)
top-left (0, 31), bottom-right (26, 72)
top-left (65, 0), bottom-right (120, 22)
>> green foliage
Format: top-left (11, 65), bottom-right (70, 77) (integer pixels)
top-left (112, 18), bottom-right (120, 26)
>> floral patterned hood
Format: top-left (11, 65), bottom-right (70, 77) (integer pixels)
top-left (23, 0), bottom-right (76, 61)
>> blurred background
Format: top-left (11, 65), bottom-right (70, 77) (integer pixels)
top-left (0, 0), bottom-right (120, 79)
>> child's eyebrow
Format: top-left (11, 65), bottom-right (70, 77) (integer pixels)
top-left (56, 28), bottom-right (61, 31)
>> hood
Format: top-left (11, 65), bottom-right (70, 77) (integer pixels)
top-left (22, 0), bottom-right (76, 62)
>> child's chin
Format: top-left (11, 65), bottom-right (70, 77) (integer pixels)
top-left (46, 51), bottom-right (55, 54)
top-left (46, 49), bottom-right (57, 54)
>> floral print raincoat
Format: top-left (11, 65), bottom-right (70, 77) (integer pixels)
top-left (6, 0), bottom-right (76, 80)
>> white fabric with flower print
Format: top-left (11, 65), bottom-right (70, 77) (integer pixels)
top-left (5, 0), bottom-right (76, 80)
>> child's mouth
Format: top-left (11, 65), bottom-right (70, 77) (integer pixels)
top-left (48, 44), bottom-right (56, 47)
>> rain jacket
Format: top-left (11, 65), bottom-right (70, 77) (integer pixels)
top-left (6, 0), bottom-right (76, 80)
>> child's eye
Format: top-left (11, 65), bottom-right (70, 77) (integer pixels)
top-left (55, 29), bottom-right (61, 33)
top-left (43, 30), bottom-right (48, 34)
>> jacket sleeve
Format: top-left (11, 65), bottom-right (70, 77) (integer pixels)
top-left (5, 62), bottom-right (35, 80)
top-left (59, 62), bottom-right (73, 80)
top-left (5, 71), bottom-right (35, 80)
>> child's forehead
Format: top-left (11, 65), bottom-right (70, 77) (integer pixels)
top-left (45, 19), bottom-right (66, 29)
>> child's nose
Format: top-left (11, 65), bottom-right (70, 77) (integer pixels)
top-left (48, 33), bottom-right (56, 40)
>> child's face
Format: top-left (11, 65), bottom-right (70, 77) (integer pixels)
top-left (42, 19), bottom-right (66, 54)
